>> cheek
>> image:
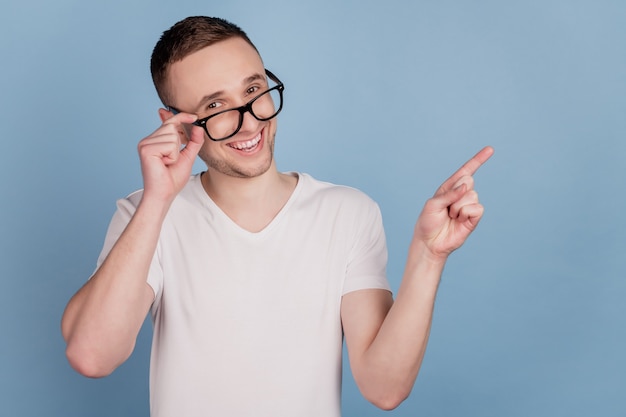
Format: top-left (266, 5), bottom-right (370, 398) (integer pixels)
top-left (197, 139), bottom-right (224, 162)
top-left (267, 120), bottom-right (278, 140)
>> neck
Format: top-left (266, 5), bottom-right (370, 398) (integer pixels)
top-left (200, 165), bottom-right (298, 232)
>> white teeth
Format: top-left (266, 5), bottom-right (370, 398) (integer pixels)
top-left (230, 134), bottom-right (261, 150)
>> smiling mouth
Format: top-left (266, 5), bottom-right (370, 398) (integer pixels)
top-left (227, 132), bottom-right (262, 152)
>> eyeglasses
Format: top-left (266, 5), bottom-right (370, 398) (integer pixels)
top-left (167, 69), bottom-right (284, 141)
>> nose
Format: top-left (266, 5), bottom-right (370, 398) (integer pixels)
top-left (238, 107), bottom-right (261, 133)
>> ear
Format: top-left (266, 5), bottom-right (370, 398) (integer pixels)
top-left (158, 107), bottom-right (173, 123)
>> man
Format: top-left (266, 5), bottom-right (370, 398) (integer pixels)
top-left (62, 16), bottom-right (493, 417)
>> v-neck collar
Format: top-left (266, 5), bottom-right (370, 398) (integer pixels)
top-left (191, 172), bottom-right (303, 240)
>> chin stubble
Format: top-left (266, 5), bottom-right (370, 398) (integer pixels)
top-left (200, 131), bottom-right (276, 179)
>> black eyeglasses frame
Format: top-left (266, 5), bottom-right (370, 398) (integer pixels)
top-left (167, 69), bottom-right (284, 142)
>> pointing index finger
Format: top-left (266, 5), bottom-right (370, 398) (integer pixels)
top-left (437, 146), bottom-right (494, 194)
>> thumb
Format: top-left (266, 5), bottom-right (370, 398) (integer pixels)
top-left (179, 126), bottom-right (205, 162)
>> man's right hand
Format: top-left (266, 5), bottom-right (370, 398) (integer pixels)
top-left (138, 111), bottom-right (205, 204)
top-left (62, 110), bottom-right (205, 378)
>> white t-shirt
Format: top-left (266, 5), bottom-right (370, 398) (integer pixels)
top-left (97, 173), bottom-right (391, 417)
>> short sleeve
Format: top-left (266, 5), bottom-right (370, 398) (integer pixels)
top-left (342, 199), bottom-right (391, 295)
top-left (93, 191), bottom-right (163, 303)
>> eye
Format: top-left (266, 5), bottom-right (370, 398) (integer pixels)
top-left (246, 86), bottom-right (260, 95)
top-left (206, 101), bottom-right (225, 114)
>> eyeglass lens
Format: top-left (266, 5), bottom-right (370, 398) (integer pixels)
top-left (206, 88), bottom-right (282, 140)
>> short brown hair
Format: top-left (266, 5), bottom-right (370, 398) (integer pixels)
top-left (150, 16), bottom-right (259, 106)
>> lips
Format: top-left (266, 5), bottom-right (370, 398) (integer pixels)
top-left (227, 132), bottom-right (262, 152)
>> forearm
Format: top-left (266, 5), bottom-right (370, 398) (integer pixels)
top-left (62, 198), bottom-right (169, 377)
top-left (356, 241), bottom-right (445, 408)
top-left (349, 147), bottom-right (492, 409)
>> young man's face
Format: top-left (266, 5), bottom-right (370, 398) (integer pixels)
top-left (166, 37), bottom-right (278, 179)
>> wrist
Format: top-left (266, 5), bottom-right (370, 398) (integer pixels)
top-left (136, 193), bottom-right (173, 222)
top-left (408, 238), bottom-right (449, 267)
top-left (398, 239), bottom-right (447, 296)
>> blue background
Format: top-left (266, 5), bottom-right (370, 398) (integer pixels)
top-left (1, 1), bottom-right (625, 416)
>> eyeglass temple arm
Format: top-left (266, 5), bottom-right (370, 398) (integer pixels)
top-left (265, 69), bottom-right (282, 86)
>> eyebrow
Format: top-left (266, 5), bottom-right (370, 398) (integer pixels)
top-left (193, 72), bottom-right (266, 112)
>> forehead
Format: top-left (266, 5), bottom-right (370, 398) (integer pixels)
top-left (167, 37), bottom-right (265, 108)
